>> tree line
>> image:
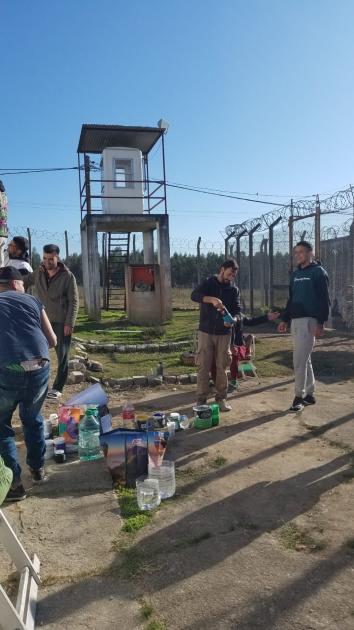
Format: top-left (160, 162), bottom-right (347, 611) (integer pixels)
top-left (31, 247), bottom-right (290, 288)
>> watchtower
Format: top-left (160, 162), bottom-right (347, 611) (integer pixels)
top-left (77, 122), bottom-right (172, 324)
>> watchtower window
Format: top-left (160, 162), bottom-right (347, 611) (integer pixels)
top-left (114, 159), bottom-right (134, 188)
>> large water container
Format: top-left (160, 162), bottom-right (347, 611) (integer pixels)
top-left (149, 461), bottom-right (175, 499)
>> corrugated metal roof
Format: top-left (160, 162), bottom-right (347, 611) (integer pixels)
top-left (77, 124), bottom-right (163, 155)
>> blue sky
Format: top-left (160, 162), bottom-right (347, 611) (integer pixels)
top-left (2, 0), bottom-right (354, 254)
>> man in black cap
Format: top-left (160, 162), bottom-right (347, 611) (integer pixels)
top-left (5, 236), bottom-right (33, 275)
top-left (0, 267), bottom-right (57, 501)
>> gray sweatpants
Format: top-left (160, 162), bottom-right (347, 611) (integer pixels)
top-left (291, 317), bottom-right (317, 398)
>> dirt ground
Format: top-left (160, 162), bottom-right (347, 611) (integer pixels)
top-left (1, 343), bottom-right (354, 629)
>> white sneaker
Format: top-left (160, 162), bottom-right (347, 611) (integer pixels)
top-left (218, 400), bottom-right (232, 412)
top-left (47, 389), bottom-right (62, 401)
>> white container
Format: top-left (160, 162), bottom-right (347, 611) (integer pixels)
top-left (149, 461), bottom-right (176, 499)
top-left (44, 440), bottom-right (54, 460)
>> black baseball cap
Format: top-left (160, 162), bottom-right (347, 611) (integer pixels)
top-left (0, 267), bottom-right (24, 283)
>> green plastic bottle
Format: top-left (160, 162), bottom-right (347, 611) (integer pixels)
top-left (211, 404), bottom-right (220, 426)
top-left (78, 408), bottom-right (102, 461)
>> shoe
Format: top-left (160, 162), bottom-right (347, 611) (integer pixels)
top-left (227, 380), bottom-right (238, 393)
top-left (289, 397), bottom-right (304, 412)
top-left (30, 468), bottom-right (47, 484)
top-left (5, 483), bottom-right (27, 502)
top-left (47, 389), bottom-right (62, 401)
top-left (218, 400), bottom-right (232, 412)
top-left (303, 394), bottom-right (316, 406)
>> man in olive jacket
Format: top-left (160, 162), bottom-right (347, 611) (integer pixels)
top-left (26, 244), bottom-right (79, 400)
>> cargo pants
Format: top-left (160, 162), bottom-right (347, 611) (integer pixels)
top-left (196, 331), bottom-right (232, 404)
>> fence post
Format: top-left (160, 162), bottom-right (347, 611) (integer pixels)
top-left (236, 229), bottom-right (247, 269)
top-left (260, 238), bottom-right (269, 306)
top-left (224, 231), bottom-right (235, 258)
top-left (26, 228), bottom-right (32, 266)
top-left (288, 199), bottom-right (294, 272)
top-left (64, 230), bottom-right (69, 261)
top-left (248, 224), bottom-right (261, 315)
top-left (268, 217), bottom-right (281, 307)
top-left (315, 195), bottom-right (321, 260)
top-left (196, 236), bottom-right (202, 284)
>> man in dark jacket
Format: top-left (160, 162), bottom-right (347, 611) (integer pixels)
top-left (191, 259), bottom-right (240, 411)
top-left (26, 244), bottom-right (79, 401)
top-left (278, 241), bottom-right (330, 412)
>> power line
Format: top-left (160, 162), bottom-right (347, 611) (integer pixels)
top-left (166, 182), bottom-right (285, 206)
top-left (0, 167), bottom-right (79, 175)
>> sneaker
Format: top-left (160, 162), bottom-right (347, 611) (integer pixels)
top-left (289, 397), bottom-right (304, 412)
top-left (218, 400), bottom-right (232, 412)
top-left (5, 483), bottom-right (27, 502)
top-left (303, 394), bottom-right (316, 406)
top-left (30, 468), bottom-right (47, 484)
top-left (47, 389), bottom-right (62, 401)
top-left (228, 380), bottom-right (238, 393)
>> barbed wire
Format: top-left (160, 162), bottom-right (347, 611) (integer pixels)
top-left (226, 185), bottom-right (354, 236)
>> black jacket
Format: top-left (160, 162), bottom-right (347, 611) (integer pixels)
top-left (191, 276), bottom-right (241, 335)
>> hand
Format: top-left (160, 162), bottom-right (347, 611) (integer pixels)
top-left (315, 324), bottom-right (324, 338)
top-left (210, 297), bottom-right (224, 310)
top-left (277, 322), bottom-right (287, 334)
top-left (223, 322), bottom-right (233, 328)
top-left (267, 311), bottom-right (280, 321)
top-left (64, 325), bottom-right (73, 336)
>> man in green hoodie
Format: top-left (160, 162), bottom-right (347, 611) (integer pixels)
top-left (26, 244), bottom-right (79, 401)
top-left (278, 241), bottom-right (330, 412)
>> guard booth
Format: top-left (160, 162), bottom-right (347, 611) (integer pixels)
top-left (77, 123), bottom-right (172, 324)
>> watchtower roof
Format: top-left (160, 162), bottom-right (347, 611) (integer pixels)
top-left (77, 124), bottom-right (164, 155)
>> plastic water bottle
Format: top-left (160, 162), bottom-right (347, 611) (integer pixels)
top-left (79, 408), bottom-right (102, 461)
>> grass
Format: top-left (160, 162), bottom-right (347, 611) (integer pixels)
top-left (141, 600), bottom-right (154, 620)
top-left (74, 309), bottom-right (198, 345)
top-left (278, 522), bottom-right (326, 553)
top-left (117, 487), bottom-right (154, 533)
top-left (210, 455), bottom-right (228, 468)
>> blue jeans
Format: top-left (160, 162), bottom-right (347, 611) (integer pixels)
top-left (0, 363), bottom-right (49, 482)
